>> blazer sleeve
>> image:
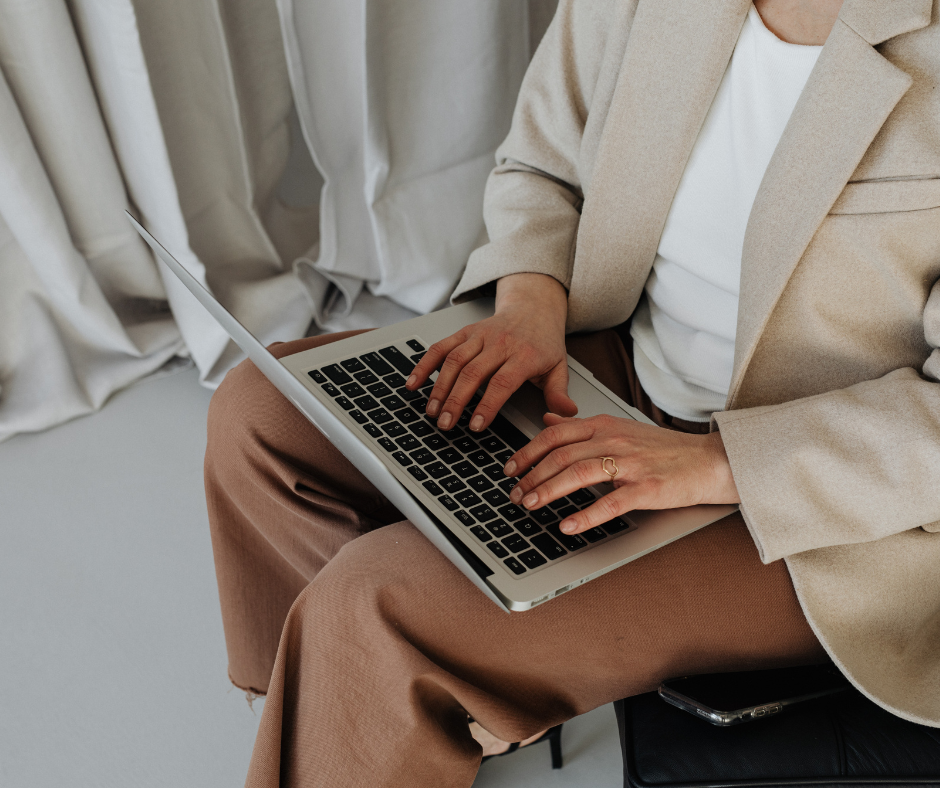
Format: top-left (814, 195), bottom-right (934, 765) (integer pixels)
top-left (714, 277), bottom-right (940, 563)
top-left (451, 0), bottom-right (615, 302)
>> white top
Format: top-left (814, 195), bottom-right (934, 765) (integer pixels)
top-left (630, 5), bottom-right (822, 421)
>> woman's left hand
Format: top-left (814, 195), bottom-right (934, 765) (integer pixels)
top-left (504, 413), bottom-right (740, 535)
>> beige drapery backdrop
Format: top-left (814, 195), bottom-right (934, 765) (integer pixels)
top-left (0, 0), bottom-right (557, 443)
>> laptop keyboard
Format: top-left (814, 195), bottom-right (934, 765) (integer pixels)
top-left (308, 339), bottom-right (634, 578)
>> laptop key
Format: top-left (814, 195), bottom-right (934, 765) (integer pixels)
top-left (395, 435), bottom-right (420, 451)
top-left (308, 369), bottom-right (326, 383)
top-left (452, 437), bottom-right (478, 453)
top-left (422, 434), bottom-right (447, 450)
top-left (340, 357), bottom-right (366, 373)
top-left (378, 438), bottom-right (395, 452)
top-left (502, 534), bottom-right (529, 554)
top-left (496, 503), bottom-right (526, 521)
top-left (438, 495), bottom-right (458, 511)
top-left (503, 557), bottom-right (527, 575)
top-left (410, 448), bottom-right (435, 465)
top-left (489, 414), bottom-right (530, 451)
top-left (382, 422), bottom-right (407, 437)
top-left (397, 387), bottom-right (422, 402)
top-left (437, 448), bottom-right (461, 465)
top-left (423, 480), bottom-right (443, 496)
top-left (518, 549), bottom-right (548, 569)
top-left (467, 475), bottom-right (494, 493)
top-left (392, 451), bottom-right (412, 466)
top-left (485, 521), bottom-right (514, 538)
top-left (349, 410), bottom-right (368, 425)
top-left (498, 479), bottom-right (518, 495)
top-left (384, 373), bottom-right (407, 388)
top-left (425, 462), bottom-right (449, 479)
top-left (321, 382), bottom-right (340, 397)
top-left (335, 397), bottom-right (354, 411)
top-left (410, 421), bottom-right (433, 437)
top-left (483, 489), bottom-right (509, 507)
top-left (454, 510), bottom-right (475, 526)
top-left (582, 526), bottom-right (608, 543)
top-left (452, 461), bottom-right (476, 478)
top-left (322, 363), bottom-right (352, 385)
top-left (395, 409), bottom-right (419, 424)
top-left (381, 395), bottom-right (406, 411)
top-left (407, 466), bottom-right (427, 481)
top-left (548, 497), bottom-right (572, 511)
top-left (546, 523), bottom-right (587, 550)
top-left (353, 395), bottom-right (379, 412)
top-left (361, 352), bottom-right (394, 376)
top-left (410, 353), bottom-right (425, 365)
top-left (569, 488), bottom-right (596, 506)
top-left (515, 519), bottom-right (541, 538)
top-left (366, 382), bottom-right (392, 398)
top-left (602, 517), bottom-right (631, 535)
top-left (530, 533), bottom-right (567, 560)
top-left (406, 339), bottom-right (425, 353)
top-left (481, 464), bottom-right (505, 481)
top-left (478, 436), bottom-right (505, 453)
top-left (467, 450), bottom-right (493, 468)
top-left (353, 370), bottom-right (378, 385)
top-left (341, 383), bottom-right (365, 398)
top-left (557, 505), bottom-right (580, 520)
top-left (487, 542), bottom-right (509, 558)
top-left (470, 526), bottom-right (491, 543)
top-left (495, 450), bottom-right (514, 465)
top-left (379, 346), bottom-right (416, 377)
top-left (470, 505), bottom-right (498, 523)
top-left (440, 476), bottom-right (466, 494)
top-left (364, 423), bottom-right (382, 438)
top-left (369, 408), bottom-right (392, 424)
top-left (458, 411), bottom-right (473, 428)
top-left (531, 508), bottom-right (557, 526)
top-left (454, 490), bottom-right (481, 508)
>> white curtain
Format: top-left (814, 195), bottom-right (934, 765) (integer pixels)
top-left (0, 0), bottom-right (556, 442)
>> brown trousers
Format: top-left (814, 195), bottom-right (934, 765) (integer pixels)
top-left (204, 328), bottom-right (825, 788)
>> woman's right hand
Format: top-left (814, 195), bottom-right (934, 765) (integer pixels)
top-left (405, 273), bottom-right (578, 433)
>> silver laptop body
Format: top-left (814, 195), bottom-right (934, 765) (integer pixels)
top-left (129, 212), bottom-right (736, 613)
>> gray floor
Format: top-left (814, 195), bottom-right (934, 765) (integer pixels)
top-left (0, 365), bottom-right (623, 787)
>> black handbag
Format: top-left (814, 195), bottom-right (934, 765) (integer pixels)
top-left (615, 671), bottom-right (940, 788)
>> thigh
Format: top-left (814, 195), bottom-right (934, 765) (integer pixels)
top-left (308, 510), bottom-right (825, 742)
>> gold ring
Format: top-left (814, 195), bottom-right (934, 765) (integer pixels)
top-left (600, 456), bottom-right (619, 479)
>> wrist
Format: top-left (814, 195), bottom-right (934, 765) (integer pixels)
top-left (495, 273), bottom-right (568, 321)
top-left (703, 431), bottom-right (740, 504)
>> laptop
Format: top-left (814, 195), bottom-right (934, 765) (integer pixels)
top-left (128, 212), bottom-right (736, 613)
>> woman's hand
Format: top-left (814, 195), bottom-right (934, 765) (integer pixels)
top-left (406, 273), bottom-right (578, 431)
top-left (504, 413), bottom-right (740, 535)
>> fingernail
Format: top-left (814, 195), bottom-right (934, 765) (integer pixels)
top-left (503, 460), bottom-right (517, 476)
top-left (470, 415), bottom-right (484, 432)
top-left (522, 493), bottom-right (539, 509)
top-left (438, 412), bottom-right (452, 430)
top-left (510, 487), bottom-right (522, 503)
top-left (427, 399), bottom-right (440, 416)
top-left (560, 519), bottom-right (577, 534)
top-left (406, 375), bottom-right (417, 388)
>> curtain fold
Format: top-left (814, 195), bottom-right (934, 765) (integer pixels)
top-left (0, 0), bottom-right (555, 442)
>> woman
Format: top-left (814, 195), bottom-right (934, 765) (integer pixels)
top-left (205, 0), bottom-right (940, 785)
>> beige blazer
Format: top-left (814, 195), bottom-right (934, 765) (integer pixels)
top-left (453, 0), bottom-right (940, 726)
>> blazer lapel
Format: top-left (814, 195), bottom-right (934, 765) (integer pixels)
top-left (569, 0), bottom-right (751, 332)
top-left (727, 0), bottom-right (930, 406)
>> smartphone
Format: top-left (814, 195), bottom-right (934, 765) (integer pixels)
top-left (658, 664), bottom-right (850, 726)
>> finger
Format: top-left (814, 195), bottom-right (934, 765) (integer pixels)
top-left (438, 353), bottom-right (518, 432)
top-left (556, 486), bottom-right (642, 535)
top-left (509, 438), bottom-right (607, 504)
top-left (513, 456), bottom-right (612, 510)
top-left (542, 412), bottom-right (578, 427)
top-left (409, 331), bottom-right (465, 389)
top-left (503, 419), bottom-right (593, 477)
top-left (539, 362), bottom-right (578, 418)
top-left (464, 360), bottom-right (535, 432)
top-left (423, 336), bottom-right (484, 418)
